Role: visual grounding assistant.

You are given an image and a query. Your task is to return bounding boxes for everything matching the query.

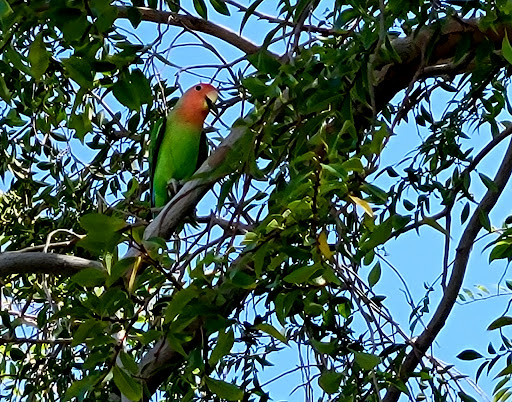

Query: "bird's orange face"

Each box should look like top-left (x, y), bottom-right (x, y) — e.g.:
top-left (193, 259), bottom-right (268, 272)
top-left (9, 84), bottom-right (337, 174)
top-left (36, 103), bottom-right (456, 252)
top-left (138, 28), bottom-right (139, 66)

top-left (175, 83), bottom-right (219, 126)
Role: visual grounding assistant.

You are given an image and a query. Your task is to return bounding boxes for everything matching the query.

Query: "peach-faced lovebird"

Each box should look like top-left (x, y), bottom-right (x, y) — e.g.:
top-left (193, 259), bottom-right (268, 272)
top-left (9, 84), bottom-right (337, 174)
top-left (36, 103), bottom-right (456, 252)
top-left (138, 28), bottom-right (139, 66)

top-left (150, 83), bottom-right (218, 208)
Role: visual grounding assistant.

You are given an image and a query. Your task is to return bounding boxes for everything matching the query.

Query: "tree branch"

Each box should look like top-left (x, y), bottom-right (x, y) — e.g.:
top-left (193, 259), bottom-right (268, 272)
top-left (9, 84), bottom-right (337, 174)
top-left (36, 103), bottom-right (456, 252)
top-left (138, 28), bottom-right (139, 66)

top-left (373, 18), bottom-right (510, 119)
top-left (116, 6), bottom-right (272, 57)
top-left (383, 137), bottom-right (512, 401)
top-left (0, 252), bottom-right (102, 276)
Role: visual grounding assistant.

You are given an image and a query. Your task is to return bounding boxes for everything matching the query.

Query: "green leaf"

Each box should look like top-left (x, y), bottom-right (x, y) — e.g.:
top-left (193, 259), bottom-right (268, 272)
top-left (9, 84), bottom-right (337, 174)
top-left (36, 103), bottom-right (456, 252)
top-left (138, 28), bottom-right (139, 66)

top-left (209, 328), bottom-right (235, 366)
top-left (126, 6), bottom-right (142, 28)
top-left (164, 287), bottom-right (198, 323)
top-left (283, 264), bottom-right (320, 284)
top-left (210, 0), bottom-right (230, 15)
top-left (341, 157), bottom-right (364, 173)
top-left (81, 213), bottom-right (126, 234)
top-left (489, 241), bottom-right (512, 262)
top-left (488, 316), bottom-right (512, 330)
top-left (458, 391), bottom-right (478, 402)
top-left (337, 297), bottom-right (352, 318)
top-left (479, 173), bottom-right (498, 192)
top-left (361, 183), bottom-right (388, 203)
top-left (229, 270), bottom-right (256, 289)
top-left (496, 363), bottom-right (512, 378)
top-left (193, 0), bottom-right (208, 19)
top-left (72, 319), bottom-right (107, 346)
top-left (112, 77), bottom-right (139, 111)
top-left (242, 76), bottom-right (270, 97)
top-left (113, 365), bottom-right (142, 402)
top-left (456, 349), bottom-right (483, 360)
top-left (107, 257), bottom-right (136, 286)
top-left (28, 33), bottom-right (49, 80)
top-left (112, 69), bottom-right (152, 111)
top-left (63, 373), bottom-right (102, 401)
top-left (403, 199), bottom-right (415, 211)
top-left (361, 218), bottom-right (393, 250)
top-left (77, 213), bottom-right (126, 254)
top-left (247, 50), bottom-right (281, 76)
top-left (368, 262), bottom-right (381, 288)
top-left (254, 323), bottom-right (288, 344)
top-left (423, 217), bottom-right (449, 235)
top-left (51, 7), bottom-right (89, 42)
top-left (241, 0), bottom-right (263, 32)
top-left (354, 352), bottom-right (380, 370)
top-left (478, 209), bottom-right (491, 231)
top-left (318, 370), bottom-right (343, 394)
top-left (69, 111), bottom-right (93, 142)
top-left (0, 0), bottom-right (13, 21)
top-left (503, 33), bottom-right (512, 65)
top-left (311, 338), bottom-right (336, 354)
top-left (92, 2), bottom-right (118, 32)
top-left (0, 75), bottom-right (11, 102)
top-left (9, 347), bottom-right (24, 361)
top-left (205, 377), bottom-right (243, 401)
top-left (71, 267), bottom-right (107, 288)
top-left (131, 69), bottom-right (152, 105)
top-left (119, 351), bottom-right (139, 375)
top-left (62, 56), bottom-right (93, 89)
top-left (461, 202), bottom-right (470, 224)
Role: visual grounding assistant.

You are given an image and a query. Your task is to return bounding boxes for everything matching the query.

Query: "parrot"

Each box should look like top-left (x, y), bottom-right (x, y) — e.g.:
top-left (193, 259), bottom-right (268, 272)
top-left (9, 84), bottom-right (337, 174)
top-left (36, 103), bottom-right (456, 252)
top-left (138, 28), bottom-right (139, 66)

top-left (150, 83), bottom-right (218, 208)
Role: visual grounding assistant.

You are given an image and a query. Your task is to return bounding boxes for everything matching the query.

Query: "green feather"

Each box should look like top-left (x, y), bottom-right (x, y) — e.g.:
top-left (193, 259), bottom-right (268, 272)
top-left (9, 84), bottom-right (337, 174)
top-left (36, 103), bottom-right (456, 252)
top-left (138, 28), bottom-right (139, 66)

top-left (149, 112), bottom-right (208, 208)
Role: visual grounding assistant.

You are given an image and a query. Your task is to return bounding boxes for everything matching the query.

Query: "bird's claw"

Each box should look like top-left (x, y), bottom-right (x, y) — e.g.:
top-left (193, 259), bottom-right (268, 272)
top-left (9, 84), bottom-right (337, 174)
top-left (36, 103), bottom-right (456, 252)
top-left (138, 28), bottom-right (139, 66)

top-left (166, 178), bottom-right (181, 199)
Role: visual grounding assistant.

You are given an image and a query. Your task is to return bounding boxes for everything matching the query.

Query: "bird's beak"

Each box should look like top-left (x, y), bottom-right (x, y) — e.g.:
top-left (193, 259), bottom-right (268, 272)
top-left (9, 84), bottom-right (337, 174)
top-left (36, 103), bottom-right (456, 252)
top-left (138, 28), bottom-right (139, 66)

top-left (205, 90), bottom-right (219, 115)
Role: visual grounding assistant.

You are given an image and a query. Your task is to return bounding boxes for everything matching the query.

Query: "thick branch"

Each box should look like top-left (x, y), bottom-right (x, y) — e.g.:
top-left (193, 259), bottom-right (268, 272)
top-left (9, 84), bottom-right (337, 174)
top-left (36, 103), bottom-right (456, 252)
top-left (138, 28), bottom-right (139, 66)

top-left (0, 252), bottom-right (102, 276)
top-left (383, 138), bottom-right (512, 401)
top-left (116, 6), bottom-right (269, 57)
top-left (374, 18), bottom-right (510, 115)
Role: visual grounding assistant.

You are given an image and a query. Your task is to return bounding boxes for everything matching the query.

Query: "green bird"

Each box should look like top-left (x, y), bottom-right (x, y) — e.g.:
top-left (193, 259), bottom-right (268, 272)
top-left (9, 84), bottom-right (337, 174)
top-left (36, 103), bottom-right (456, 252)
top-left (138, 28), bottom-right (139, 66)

top-left (150, 83), bottom-right (218, 208)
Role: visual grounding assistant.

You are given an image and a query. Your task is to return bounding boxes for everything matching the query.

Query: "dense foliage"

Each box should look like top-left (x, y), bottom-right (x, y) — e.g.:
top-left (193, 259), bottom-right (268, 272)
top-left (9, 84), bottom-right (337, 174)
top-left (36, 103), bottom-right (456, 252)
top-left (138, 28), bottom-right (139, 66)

top-left (2, 0), bottom-right (512, 401)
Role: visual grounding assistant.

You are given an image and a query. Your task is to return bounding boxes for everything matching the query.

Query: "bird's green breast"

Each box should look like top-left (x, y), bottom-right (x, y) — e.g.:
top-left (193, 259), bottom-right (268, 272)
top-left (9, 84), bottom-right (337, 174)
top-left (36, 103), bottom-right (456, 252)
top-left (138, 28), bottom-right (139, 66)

top-left (161, 120), bottom-right (202, 179)
top-left (152, 116), bottom-right (203, 207)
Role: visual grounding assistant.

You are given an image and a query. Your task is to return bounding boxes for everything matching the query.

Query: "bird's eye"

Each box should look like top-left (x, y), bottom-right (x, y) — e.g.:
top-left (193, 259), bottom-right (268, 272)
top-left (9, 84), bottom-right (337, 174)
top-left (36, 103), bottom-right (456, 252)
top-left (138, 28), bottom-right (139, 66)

top-left (195, 85), bottom-right (202, 91)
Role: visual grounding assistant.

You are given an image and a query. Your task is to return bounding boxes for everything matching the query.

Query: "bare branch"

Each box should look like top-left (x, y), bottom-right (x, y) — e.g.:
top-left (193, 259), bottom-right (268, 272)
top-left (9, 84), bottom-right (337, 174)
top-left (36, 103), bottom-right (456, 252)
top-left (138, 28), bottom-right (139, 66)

top-left (0, 252), bottom-right (103, 276)
top-left (372, 18), bottom-right (510, 123)
top-left (116, 6), bottom-right (272, 57)
top-left (383, 137), bottom-right (512, 402)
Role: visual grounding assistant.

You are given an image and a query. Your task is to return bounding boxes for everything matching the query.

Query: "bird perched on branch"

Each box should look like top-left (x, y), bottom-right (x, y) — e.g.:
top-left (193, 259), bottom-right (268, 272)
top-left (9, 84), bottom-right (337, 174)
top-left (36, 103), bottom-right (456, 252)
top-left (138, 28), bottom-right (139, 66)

top-left (150, 83), bottom-right (218, 208)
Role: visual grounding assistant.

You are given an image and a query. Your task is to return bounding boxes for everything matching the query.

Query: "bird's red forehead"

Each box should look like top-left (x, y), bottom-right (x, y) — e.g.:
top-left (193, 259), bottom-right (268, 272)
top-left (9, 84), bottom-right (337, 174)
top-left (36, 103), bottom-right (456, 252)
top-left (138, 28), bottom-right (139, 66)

top-left (184, 83), bottom-right (218, 98)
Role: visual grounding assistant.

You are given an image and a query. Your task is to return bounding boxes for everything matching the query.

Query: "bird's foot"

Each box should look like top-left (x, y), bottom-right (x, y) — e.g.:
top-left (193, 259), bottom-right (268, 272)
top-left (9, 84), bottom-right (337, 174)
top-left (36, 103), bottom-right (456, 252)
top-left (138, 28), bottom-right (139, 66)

top-left (166, 179), bottom-right (181, 199)
top-left (151, 206), bottom-right (163, 214)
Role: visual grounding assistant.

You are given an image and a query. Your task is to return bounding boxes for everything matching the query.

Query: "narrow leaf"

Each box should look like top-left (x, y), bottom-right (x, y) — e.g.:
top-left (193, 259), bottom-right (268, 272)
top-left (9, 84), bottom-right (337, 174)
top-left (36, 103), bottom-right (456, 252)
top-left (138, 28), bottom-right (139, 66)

top-left (205, 377), bottom-right (243, 401)
top-left (28, 33), bottom-right (49, 80)
top-left (318, 370), bottom-right (343, 394)
top-left (488, 316), bottom-right (512, 330)
top-left (193, 0), bottom-right (208, 19)
top-left (210, 0), bottom-right (230, 15)
top-left (368, 262), bottom-right (381, 288)
top-left (503, 33), bottom-right (512, 65)
top-left (354, 352), bottom-right (380, 370)
top-left (457, 349), bottom-right (483, 360)
top-left (255, 323), bottom-right (288, 344)
top-left (113, 366), bottom-right (142, 401)
top-left (349, 195), bottom-right (374, 217)
top-left (317, 231), bottom-right (334, 260)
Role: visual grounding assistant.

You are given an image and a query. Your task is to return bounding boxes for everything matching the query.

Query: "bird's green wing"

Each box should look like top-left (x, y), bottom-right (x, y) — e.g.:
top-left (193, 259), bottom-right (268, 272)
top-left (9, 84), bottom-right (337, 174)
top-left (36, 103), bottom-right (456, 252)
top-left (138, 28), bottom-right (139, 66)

top-left (195, 130), bottom-right (208, 171)
top-left (149, 116), bottom-right (165, 206)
